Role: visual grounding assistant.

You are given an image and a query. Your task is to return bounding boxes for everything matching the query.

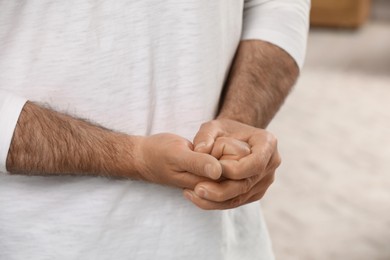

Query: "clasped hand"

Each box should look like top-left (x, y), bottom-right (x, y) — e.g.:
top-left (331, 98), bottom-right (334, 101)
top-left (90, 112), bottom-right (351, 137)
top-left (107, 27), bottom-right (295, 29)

top-left (135, 119), bottom-right (280, 210)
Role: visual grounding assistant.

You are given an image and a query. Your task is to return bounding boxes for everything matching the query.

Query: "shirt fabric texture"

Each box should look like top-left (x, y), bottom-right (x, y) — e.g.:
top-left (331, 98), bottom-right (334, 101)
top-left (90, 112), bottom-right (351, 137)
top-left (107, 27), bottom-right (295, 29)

top-left (0, 1), bottom-right (310, 259)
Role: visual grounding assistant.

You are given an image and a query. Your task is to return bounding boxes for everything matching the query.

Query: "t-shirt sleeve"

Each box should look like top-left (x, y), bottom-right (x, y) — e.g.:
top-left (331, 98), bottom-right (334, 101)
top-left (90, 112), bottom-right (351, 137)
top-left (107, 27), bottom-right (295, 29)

top-left (242, 0), bottom-right (311, 69)
top-left (0, 90), bottom-right (27, 173)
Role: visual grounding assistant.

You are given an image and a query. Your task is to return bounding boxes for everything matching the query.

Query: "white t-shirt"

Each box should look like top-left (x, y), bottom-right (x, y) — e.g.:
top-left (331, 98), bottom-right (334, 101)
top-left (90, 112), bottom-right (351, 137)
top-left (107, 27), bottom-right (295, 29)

top-left (0, 1), bottom-right (310, 259)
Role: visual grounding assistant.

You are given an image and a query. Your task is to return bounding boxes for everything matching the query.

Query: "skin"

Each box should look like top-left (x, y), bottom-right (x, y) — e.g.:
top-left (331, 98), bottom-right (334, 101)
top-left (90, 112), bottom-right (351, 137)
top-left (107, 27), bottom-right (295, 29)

top-left (7, 104), bottom-right (220, 189)
top-left (210, 137), bottom-right (251, 161)
top-left (184, 40), bottom-right (299, 210)
top-left (6, 40), bottom-right (298, 210)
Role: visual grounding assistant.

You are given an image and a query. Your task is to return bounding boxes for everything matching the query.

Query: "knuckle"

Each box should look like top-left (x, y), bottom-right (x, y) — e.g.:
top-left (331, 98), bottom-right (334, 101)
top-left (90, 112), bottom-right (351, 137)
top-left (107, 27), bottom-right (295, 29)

top-left (251, 193), bottom-right (264, 202)
top-left (201, 120), bottom-right (217, 131)
top-left (258, 190), bottom-right (267, 200)
top-left (268, 172), bottom-right (276, 185)
top-left (209, 119), bottom-right (220, 127)
top-left (265, 131), bottom-right (278, 145)
top-left (274, 153), bottom-right (282, 168)
top-left (184, 159), bottom-right (197, 173)
top-left (199, 121), bottom-right (210, 130)
top-left (209, 120), bottom-right (226, 134)
top-left (241, 178), bottom-right (254, 194)
top-left (230, 196), bottom-right (244, 208)
top-left (259, 132), bottom-right (278, 152)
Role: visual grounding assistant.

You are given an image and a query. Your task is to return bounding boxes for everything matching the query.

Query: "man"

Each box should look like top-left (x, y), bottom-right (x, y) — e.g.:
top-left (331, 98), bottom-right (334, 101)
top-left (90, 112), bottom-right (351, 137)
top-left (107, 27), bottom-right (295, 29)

top-left (0, 1), bottom-right (310, 259)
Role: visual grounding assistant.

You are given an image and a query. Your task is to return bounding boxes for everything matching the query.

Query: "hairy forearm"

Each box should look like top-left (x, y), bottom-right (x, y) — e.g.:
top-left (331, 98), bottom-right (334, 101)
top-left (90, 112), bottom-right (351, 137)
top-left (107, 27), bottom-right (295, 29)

top-left (6, 102), bottom-right (140, 178)
top-left (218, 40), bottom-right (299, 128)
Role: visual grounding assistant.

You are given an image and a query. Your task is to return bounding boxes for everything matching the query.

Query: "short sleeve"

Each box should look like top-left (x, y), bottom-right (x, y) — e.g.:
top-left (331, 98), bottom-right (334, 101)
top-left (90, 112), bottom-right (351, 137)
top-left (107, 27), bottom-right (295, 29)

top-left (0, 90), bottom-right (27, 173)
top-left (242, 0), bottom-right (311, 69)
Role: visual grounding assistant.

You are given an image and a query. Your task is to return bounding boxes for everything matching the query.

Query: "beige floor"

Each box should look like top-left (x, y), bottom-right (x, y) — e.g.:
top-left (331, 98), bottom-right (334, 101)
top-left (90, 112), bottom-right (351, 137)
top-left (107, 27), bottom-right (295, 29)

top-left (262, 22), bottom-right (390, 260)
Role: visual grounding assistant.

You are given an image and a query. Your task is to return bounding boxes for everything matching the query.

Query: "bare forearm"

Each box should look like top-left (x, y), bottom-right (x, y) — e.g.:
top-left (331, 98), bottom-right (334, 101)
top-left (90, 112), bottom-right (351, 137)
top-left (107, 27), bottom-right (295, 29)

top-left (218, 40), bottom-right (299, 128)
top-left (6, 102), bottom-right (140, 178)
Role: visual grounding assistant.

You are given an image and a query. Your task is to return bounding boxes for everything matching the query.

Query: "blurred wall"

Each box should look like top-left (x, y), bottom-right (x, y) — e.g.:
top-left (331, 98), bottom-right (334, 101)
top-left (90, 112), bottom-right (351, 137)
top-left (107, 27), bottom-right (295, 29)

top-left (372, 0), bottom-right (390, 21)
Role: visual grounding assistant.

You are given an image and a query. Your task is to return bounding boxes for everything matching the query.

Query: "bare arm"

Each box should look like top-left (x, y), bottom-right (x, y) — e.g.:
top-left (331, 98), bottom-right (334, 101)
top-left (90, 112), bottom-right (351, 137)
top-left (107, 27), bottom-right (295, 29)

top-left (6, 101), bottom-right (140, 177)
top-left (186, 40), bottom-right (299, 209)
top-left (6, 101), bottom-right (221, 189)
top-left (218, 40), bottom-right (298, 128)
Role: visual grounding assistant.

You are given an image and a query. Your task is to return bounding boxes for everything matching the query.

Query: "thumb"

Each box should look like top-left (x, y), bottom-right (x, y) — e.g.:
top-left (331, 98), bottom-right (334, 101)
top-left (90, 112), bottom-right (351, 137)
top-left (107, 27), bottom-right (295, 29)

top-left (193, 121), bottom-right (221, 154)
top-left (211, 137), bottom-right (251, 160)
top-left (177, 150), bottom-right (222, 180)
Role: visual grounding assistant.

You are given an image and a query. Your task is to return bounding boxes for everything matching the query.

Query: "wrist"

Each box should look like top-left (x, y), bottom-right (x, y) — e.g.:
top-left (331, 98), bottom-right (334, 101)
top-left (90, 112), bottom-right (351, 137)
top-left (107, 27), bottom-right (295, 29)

top-left (105, 133), bottom-right (145, 179)
top-left (216, 113), bottom-right (255, 128)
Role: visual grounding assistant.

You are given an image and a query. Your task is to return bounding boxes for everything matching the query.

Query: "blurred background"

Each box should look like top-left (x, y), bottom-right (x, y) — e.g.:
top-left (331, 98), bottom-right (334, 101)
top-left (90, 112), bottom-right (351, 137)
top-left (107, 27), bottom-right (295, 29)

top-left (262, 0), bottom-right (390, 259)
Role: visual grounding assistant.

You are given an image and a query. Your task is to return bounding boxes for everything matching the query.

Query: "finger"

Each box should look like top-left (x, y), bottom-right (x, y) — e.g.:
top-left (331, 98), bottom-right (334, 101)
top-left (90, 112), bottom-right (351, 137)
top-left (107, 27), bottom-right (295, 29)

top-left (183, 189), bottom-right (245, 210)
top-left (193, 121), bottom-right (223, 154)
top-left (183, 173), bottom-right (275, 210)
top-left (219, 136), bottom-right (278, 180)
top-left (183, 190), bottom-right (228, 210)
top-left (267, 147), bottom-right (282, 170)
top-left (170, 172), bottom-right (211, 190)
top-left (228, 174), bottom-right (275, 205)
top-left (176, 150), bottom-right (222, 180)
top-left (211, 137), bottom-right (251, 160)
top-left (194, 169), bottom-right (275, 202)
top-left (193, 176), bottom-right (258, 202)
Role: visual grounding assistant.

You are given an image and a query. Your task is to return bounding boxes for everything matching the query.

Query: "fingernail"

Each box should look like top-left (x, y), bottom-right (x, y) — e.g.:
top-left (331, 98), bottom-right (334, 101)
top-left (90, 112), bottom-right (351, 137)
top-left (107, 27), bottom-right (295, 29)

top-left (195, 142), bottom-right (206, 152)
top-left (204, 163), bottom-right (221, 179)
top-left (195, 186), bottom-right (207, 199)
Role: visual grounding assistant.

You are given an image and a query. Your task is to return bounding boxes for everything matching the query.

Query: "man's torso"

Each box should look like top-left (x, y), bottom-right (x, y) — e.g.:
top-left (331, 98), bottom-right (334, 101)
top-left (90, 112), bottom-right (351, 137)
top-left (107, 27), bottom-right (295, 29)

top-left (0, 1), bottom-right (273, 259)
